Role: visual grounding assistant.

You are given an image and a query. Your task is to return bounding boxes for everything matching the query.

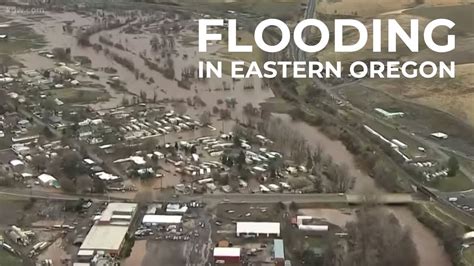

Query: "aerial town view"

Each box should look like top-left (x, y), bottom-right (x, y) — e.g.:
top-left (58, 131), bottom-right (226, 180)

top-left (0, 0), bottom-right (473, 265)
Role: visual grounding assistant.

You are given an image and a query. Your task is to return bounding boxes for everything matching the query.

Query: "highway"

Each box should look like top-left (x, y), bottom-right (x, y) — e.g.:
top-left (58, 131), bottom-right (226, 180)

top-left (0, 187), bottom-right (416, 205)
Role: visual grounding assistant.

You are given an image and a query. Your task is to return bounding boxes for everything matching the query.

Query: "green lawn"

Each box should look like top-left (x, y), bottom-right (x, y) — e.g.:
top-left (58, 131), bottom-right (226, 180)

top-left (50, 88), bottom-right (111, 104)
top-left (0, 21), bottom-right (45, 55)
top-left (0, 250), bottom-right (22, 266)
top-left (436, 173), bottom-right (474, 192)
top-left (463, 246), bottom-right (474, 266)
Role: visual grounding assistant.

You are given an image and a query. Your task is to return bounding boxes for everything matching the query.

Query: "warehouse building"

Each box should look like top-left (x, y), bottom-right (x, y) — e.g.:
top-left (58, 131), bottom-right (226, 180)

top-left (142, 215), bottom-right (182, 226)
top-left (79, 203), bottom-right (137, 256)
top-left (236, 222), bottom-right (280, 237)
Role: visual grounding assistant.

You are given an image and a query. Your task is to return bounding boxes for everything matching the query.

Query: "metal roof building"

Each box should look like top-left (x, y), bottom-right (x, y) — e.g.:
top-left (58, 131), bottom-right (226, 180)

top-left (274, 239), bottom-right (285, 261)
top-left (236, 222), bottom-right (280, 237)
top-left (142, 215), bottom-right (182, 225)
top-left (79, 203), bottom-right (137, 256)
top-left (79, 225), bottom-right (129, 254)
top-left (99, 203), bottom-right (137, 224)
top-left (213, 247), bottom-right (241, 264)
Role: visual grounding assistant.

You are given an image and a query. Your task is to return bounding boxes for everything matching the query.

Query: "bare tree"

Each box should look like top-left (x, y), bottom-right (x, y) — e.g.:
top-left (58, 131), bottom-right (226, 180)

top-left (344, 207), bottom-right (419, 266)
top-left (199, 111), bottom-right (211, 126)
top-left (76, 175), bottom-right (93, 193)
top-left (327, 163), bottom-right (354, 193)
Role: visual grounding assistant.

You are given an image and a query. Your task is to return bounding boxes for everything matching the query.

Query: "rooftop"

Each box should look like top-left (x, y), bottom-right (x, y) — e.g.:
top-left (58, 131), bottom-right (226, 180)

top-left (236, 222), bottom-right (280, 236)
top-left (142, 215), bottom-right (182, 224)
top-left (99, 203), bottom-right (137, 224)
top-left (274, 239), bottom-right (284, 259)
top-left (79, 225), bottom-right (128, 252)
top-left (213, 247), bottom-right (241, 257)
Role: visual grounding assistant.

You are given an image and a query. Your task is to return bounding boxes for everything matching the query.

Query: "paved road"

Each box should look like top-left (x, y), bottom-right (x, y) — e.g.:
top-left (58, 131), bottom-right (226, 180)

top-left (0, 187), bottom-right (415, 204)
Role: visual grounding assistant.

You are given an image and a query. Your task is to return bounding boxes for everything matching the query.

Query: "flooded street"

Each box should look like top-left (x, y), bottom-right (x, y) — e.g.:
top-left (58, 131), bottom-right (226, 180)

top-left (37, 238), bottom-right (69, 266)
top-left (123, 240), bottom-right (146, 266)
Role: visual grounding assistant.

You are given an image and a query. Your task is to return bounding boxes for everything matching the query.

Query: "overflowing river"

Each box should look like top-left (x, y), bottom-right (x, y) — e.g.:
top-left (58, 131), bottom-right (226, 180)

top-left (3, 8), bottom-right (451, 265)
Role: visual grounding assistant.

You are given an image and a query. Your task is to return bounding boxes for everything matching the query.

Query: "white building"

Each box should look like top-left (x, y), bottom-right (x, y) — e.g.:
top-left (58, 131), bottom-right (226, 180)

top-left (431, 132), bottom-right (448, 140)
top-left (236, 222), bottom-right (280, 237)
top-left (79, 203), bottom-right (137, 256)
top-left (374, 108), bottom-right (404, 119)
top-left (142, 215), bottom-right (182, 225)
top-left (37, 174), bottom-right (57, 187)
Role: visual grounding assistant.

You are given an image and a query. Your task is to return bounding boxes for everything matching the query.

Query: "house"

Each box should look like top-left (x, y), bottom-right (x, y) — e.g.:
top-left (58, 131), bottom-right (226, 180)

top-left (37, 174), bottom-right (59, 187)
top-left (9, 159), bottom-right (24, 171)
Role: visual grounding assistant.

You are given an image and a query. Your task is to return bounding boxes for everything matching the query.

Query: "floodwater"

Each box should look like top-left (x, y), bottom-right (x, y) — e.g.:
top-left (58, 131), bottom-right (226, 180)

top-left (273, 113), bottom-right (379, 193)
top-left (300, 207), bottom-right (451, 266)
top-left (37, 238), bottom-right (69, 266)
top-left (3, 8), bottom-right (452, 266)
top-left (10, 10), bottom-right (273, 111)
top-left (389, 207), bottom-right (452, 266)
top-left (123, 240), bottom-right (146, 266)
top-left (7, 9), bottom-right (380, 193)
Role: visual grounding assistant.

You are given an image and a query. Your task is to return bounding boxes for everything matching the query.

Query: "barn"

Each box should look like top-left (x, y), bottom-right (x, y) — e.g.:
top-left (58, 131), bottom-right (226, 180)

top-left (213, 247), bottom-right (240, 264)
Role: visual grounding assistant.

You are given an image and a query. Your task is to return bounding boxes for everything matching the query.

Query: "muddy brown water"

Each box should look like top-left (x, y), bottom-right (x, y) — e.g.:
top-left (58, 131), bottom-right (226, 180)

top-left (11, 11), bottom-right (272, 111)
top-left (273, 113), bottom-right (379, 193)
top-left (123, 240), bottom-right (146, 266)
top-left (4, 10), bottom-right (451, 264)
top-left (389, 207), bottom-right (452, 266)
top-left (301, 207), bottom-right (452, 266)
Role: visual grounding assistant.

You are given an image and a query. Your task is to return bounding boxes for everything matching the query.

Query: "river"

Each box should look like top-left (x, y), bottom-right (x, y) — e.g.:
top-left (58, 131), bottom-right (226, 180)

top-left (4, 8), bottom-right (451, 265)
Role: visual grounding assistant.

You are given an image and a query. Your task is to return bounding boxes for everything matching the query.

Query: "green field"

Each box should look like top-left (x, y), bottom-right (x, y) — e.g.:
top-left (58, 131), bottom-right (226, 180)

top-left (436, 173), bottom-right (473, 192)
top-left (463, 246), bottom-right (474, 266)
top-left (0, 250), bottom-right (22, 266)
top-left (50, 88), bottom-right (111, 104)
top-left (0, 20), bottom-right (46, 55)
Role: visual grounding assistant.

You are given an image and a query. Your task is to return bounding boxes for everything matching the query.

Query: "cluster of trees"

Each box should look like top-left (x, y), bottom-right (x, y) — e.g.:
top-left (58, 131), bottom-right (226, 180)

top-left (343, 206), bottom-right (419, 266)
top-left (52, 47), bottom-right (71, 62)
top-left (410, 203), bottom-right (464, 264)
top-left (289, 106), bottom-right (410, 193)
top-left (30, 149), bottom-right (106, 194)
top-left (233, 116), bottom-right (355, 193)
top-left (104, 48), bottom-right (135, 72)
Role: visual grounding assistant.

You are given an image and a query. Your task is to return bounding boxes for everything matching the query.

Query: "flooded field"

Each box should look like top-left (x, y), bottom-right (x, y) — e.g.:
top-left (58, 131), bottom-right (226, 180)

top-left (5, 10), bottom-right (272, 111)
top-left (37, 238), bottom-right (69, 266)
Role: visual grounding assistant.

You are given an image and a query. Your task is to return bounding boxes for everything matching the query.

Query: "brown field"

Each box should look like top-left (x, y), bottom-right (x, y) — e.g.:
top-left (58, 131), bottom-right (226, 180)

top-left (180, 0), bottom-right (305, 20)
top-left (339, 84), bottom-right (474, 157)
top-left (362, 63), bottom-right (474, 127)
top-left (315, 0), bottom-right (474, 17)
